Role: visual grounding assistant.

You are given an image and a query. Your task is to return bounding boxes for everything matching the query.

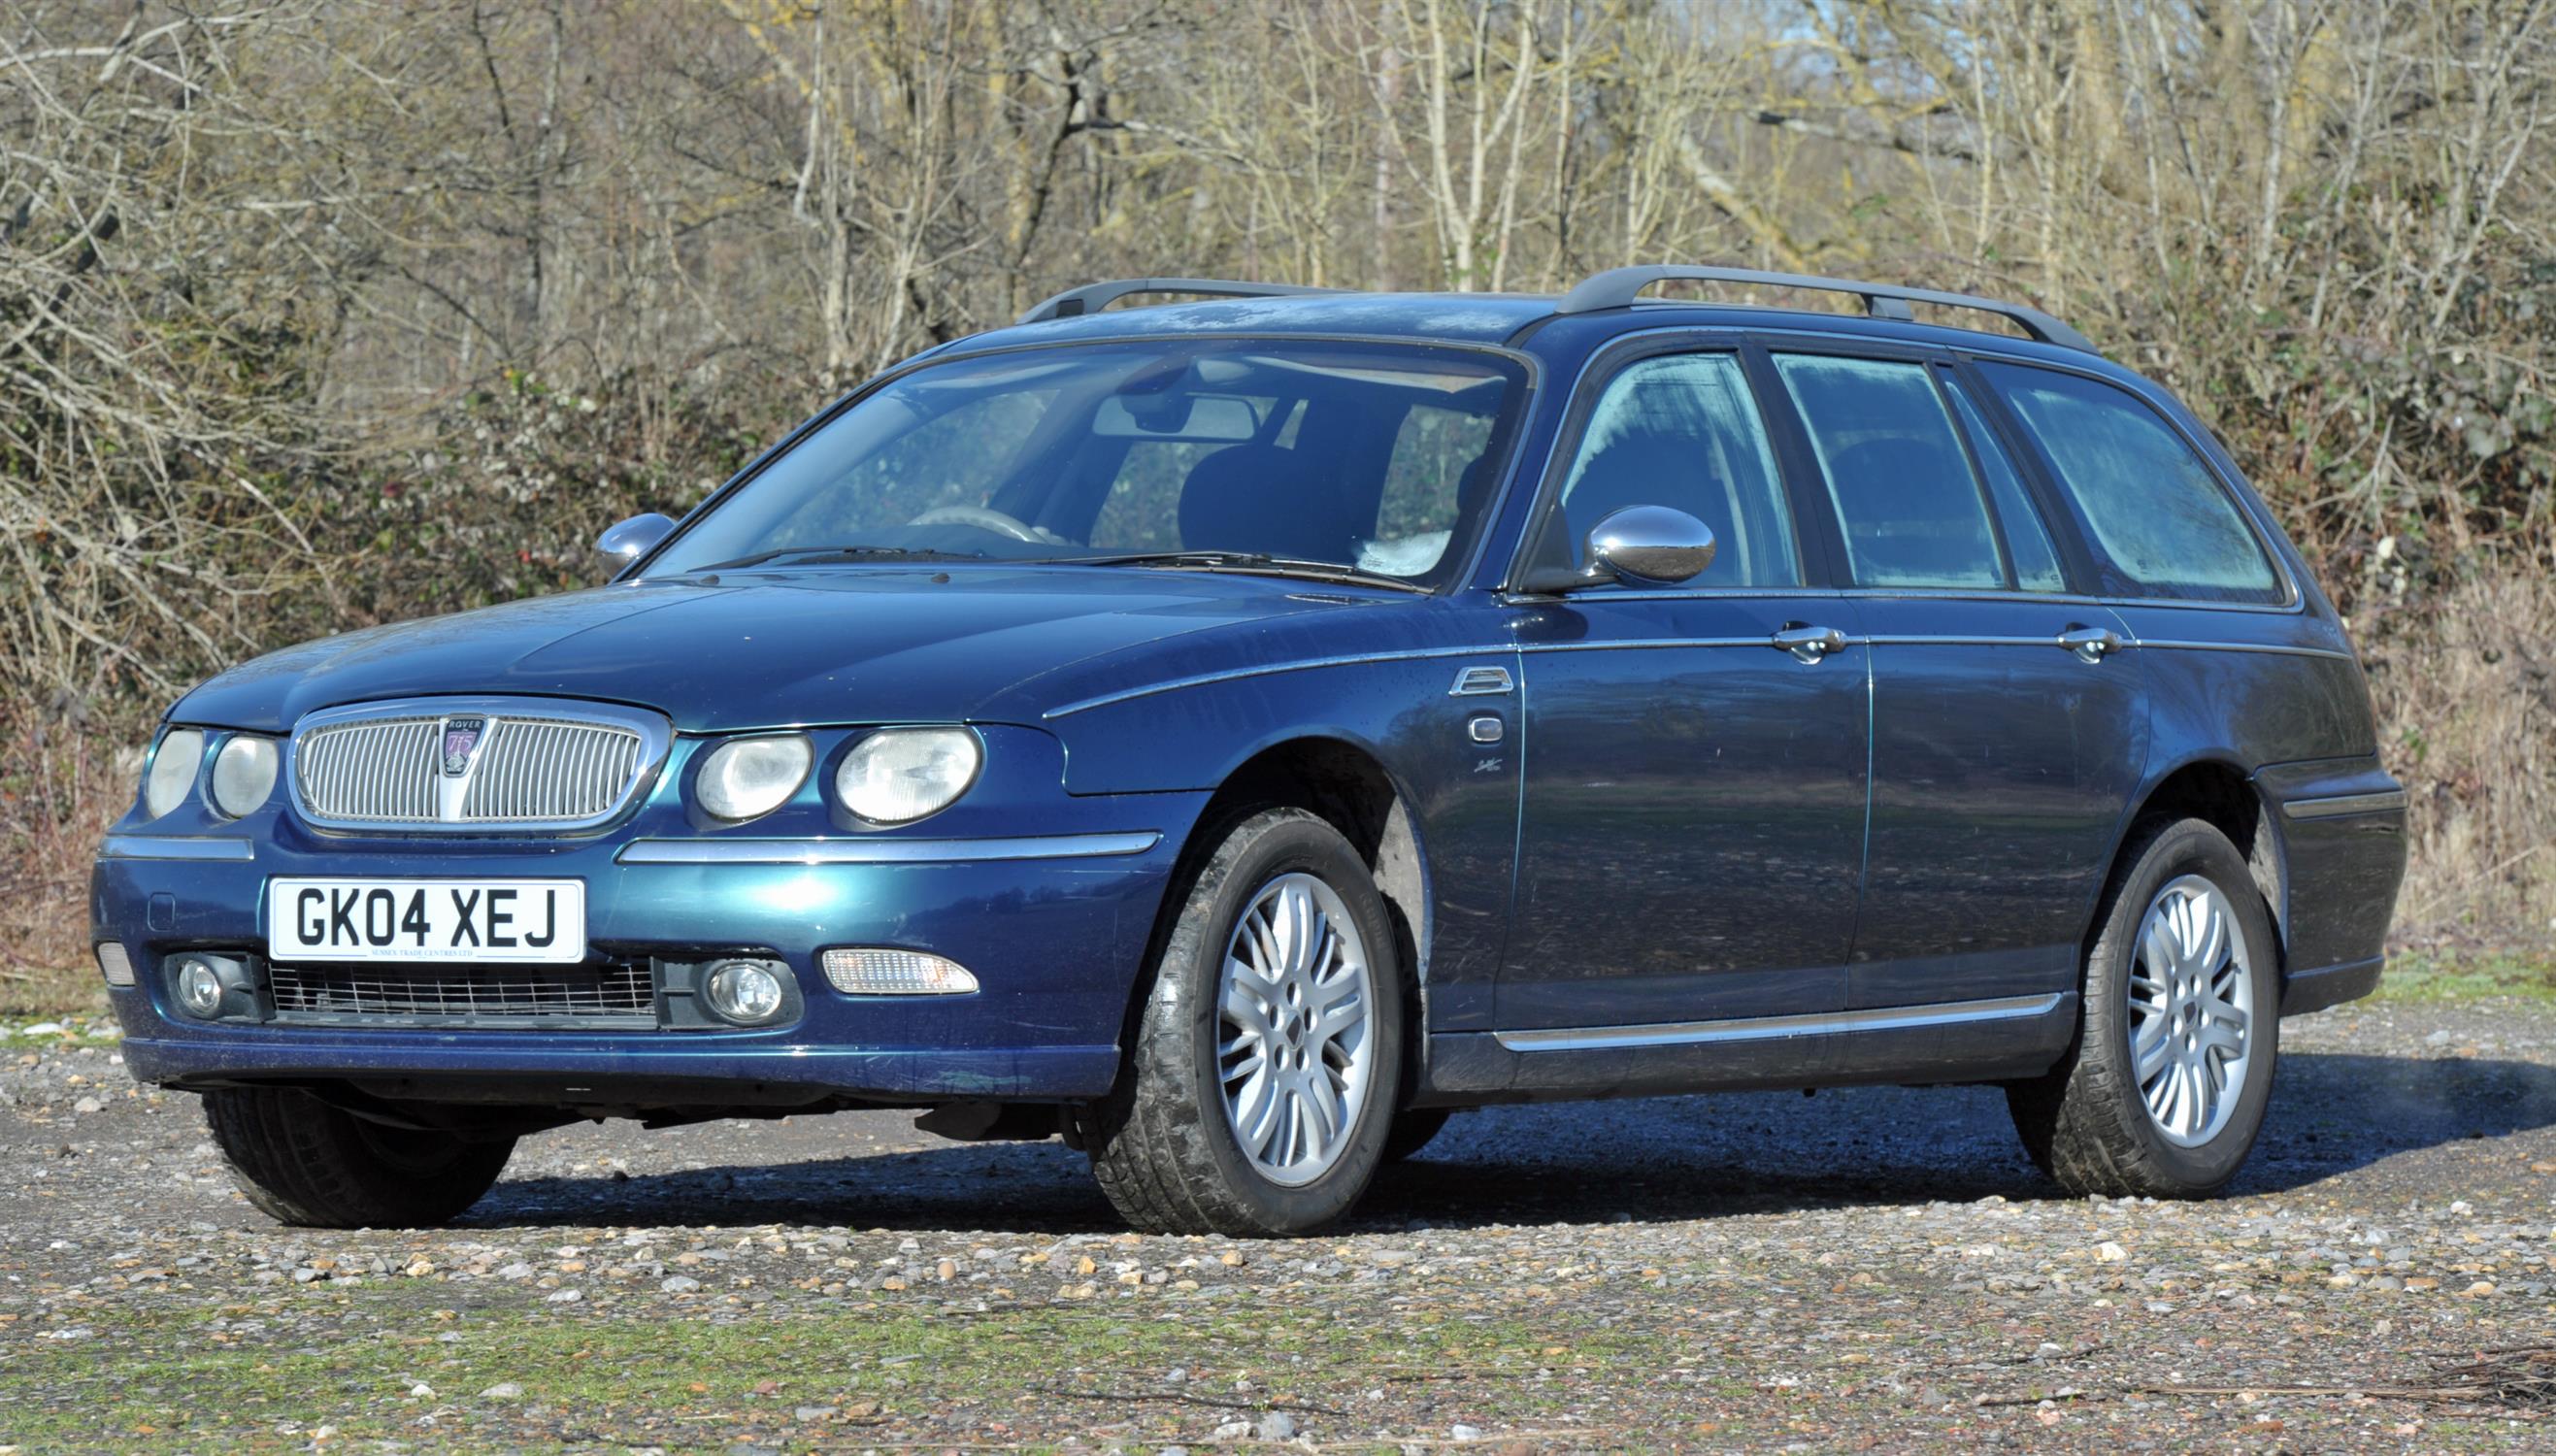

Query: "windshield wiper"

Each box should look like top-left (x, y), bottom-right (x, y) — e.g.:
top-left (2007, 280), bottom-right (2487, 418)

top-left (688, 545), bottom-right (984, 573)
top-left (1073, 550), bottom-right (1427, 593)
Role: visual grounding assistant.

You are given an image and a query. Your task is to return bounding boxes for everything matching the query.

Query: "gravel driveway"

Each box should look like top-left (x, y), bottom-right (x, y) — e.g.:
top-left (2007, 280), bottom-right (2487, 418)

top-left (3, 997), bottom-right (2553, 1451)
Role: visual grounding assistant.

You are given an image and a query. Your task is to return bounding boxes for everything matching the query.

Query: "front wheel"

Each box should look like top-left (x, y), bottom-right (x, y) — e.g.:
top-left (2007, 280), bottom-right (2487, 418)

top-left (2008, 817), bottom-right (2279, 1198)
top-left (1089, 807), bottom-right (1404, 1236)
top-left (206, 1087), bottom-right (515, 1228)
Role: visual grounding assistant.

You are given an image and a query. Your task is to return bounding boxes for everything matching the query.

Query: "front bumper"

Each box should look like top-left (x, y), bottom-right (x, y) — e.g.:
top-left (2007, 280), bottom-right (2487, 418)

top-left (93, 796), bottom-right (1208, 1107)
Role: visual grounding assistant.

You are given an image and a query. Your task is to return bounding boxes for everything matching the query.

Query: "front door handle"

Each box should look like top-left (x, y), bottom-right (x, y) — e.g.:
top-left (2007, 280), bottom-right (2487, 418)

top-left (1772, 623), bottom-right (1848, 663)
top-left (2058, 625), bottom-right (2125, 662)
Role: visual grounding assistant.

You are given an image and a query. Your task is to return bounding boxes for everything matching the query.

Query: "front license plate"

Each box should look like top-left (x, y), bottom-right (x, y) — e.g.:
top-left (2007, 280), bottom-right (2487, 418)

top-left (269, 879), bottom-right (586, 964)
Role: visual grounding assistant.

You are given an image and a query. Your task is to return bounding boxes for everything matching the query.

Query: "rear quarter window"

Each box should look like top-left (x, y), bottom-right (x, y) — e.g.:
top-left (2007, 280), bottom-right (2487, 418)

top-left (1773, 353), bottom-right (2007, 590)
top-left (1979, 362), bottom-right (2283, 604)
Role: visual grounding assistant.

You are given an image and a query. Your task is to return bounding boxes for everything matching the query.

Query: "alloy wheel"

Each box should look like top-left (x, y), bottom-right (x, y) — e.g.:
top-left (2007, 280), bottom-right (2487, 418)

top-left (2128, 874), bottom-right (2255, 1146)
top-left (1215, 872), bottom-right (1378, 1186)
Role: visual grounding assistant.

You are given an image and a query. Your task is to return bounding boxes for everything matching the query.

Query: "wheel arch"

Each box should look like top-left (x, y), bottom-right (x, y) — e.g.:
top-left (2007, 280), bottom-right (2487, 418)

top-left (2105, 756), bottom-right (2288, 972)
top-left (1109, 733), bottom-right (1433, 1108)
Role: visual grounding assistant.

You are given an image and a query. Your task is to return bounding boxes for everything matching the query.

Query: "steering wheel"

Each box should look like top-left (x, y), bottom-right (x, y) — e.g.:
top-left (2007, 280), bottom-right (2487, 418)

top-left (909, 505), bottom-right (1041, 542)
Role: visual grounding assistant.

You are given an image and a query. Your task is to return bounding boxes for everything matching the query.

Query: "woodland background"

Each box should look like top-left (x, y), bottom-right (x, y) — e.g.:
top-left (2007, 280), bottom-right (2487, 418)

top-left (1, 0), bottom-right (2548, 1001)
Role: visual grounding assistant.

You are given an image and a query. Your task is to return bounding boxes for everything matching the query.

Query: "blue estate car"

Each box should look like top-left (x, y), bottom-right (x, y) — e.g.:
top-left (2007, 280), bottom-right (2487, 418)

top-left (94, 267), bottom-right (2408, 1235)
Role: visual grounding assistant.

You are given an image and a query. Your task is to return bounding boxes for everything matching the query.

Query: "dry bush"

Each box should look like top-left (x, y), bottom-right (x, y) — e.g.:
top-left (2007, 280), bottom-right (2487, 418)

top-left (0, 711), bottom-right (125, 1008)
top-left (2366, 567), bottom-right (2556, 950)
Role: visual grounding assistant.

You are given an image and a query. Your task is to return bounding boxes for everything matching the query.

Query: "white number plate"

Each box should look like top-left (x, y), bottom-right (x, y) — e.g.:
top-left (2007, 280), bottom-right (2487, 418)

top-left (269, 879), bottom-right (586, 964)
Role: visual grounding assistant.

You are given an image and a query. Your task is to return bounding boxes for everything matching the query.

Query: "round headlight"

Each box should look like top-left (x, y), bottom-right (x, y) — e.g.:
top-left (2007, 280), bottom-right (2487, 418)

top-left (209, 735), bottom-right (280, 818)
top-left (834, 727), bottom-right (981, 825)
top-left (145, 729), bottom-right (206, 818)
top-left (694, 734), bottom-right (813, 821)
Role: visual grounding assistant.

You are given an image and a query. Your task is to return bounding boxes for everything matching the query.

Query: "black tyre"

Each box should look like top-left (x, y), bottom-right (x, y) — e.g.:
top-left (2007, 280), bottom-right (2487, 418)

top-left (206, 1087), bottom-right (515, 1228)
top-left (1381, 1108), bottom-right (1453, 1164)
top-left (2008, 817), bottom-right (2280, 1198)
top-left (1089, 807), bottom-right (1404, 1237)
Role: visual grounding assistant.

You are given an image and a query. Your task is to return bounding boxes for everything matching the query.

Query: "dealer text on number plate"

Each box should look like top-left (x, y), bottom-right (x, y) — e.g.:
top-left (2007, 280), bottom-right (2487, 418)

top-left (270, 879), bottom-right (586, 963)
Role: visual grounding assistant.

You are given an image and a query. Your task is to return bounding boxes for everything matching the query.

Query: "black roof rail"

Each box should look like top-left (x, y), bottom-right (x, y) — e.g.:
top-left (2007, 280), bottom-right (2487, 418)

top-left (1553, 264), bottom-right (2097, 354)
top-left (1014, 278), bottom-right (1346, 326)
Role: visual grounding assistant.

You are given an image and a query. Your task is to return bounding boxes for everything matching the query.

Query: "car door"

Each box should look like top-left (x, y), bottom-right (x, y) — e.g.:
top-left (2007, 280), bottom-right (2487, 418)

top-left (1757, 345), bottom-right (2147, 1010)
top-left (1494, 344), bottom-right (1870, 1033)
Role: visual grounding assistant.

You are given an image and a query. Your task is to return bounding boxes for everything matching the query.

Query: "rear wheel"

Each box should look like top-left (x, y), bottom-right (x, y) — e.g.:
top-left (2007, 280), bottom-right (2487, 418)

top-left (1089, 807), bottom-right (1403, 1236)
top-left (206, 1087), bottom-right (515, 1228)
top-left (2008, 817), bottom-right (2279, 1198)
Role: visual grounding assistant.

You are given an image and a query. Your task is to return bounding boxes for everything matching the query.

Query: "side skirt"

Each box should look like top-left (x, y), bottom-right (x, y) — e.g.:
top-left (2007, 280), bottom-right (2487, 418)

top-left (1413, 992), bottom-right (2079, 1107)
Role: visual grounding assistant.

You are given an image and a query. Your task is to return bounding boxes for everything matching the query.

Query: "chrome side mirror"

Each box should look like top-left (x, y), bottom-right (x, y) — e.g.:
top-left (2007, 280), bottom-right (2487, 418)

top-left (1584, 505), bottom-right (1716, 586)
top-left (595, 513), bottom-right (675, 565)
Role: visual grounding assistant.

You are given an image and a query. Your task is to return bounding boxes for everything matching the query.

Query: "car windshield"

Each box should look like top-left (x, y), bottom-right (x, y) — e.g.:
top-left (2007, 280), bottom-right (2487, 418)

top-left (644, 340), bottom-right (1529, 588)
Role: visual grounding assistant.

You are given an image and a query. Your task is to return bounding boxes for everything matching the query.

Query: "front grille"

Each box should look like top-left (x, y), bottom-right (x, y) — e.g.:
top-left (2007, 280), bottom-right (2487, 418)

top-left (293, 716), bottom-right (442, 822)
top-left (291, 699), bottom-right (660, 831)
top-left (268, 962), bottom-right (656, 1028)
top-left (455, 718), bottom-right (644, 822)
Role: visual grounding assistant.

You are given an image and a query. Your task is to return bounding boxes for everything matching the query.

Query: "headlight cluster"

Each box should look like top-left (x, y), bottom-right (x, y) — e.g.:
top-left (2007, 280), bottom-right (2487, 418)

top-left (836, 727), bottom-right (981, 825)
top-left (695, 735), bottom-right (813, 821)
top-left (143, 728), bottom-right (280, 820)
top-left (693, 726), bottom-right (980, 826)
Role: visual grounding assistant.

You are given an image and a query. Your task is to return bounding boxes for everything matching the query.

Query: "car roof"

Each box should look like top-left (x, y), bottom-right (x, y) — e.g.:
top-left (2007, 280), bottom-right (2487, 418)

top-left (976, 290), bottom-right (1558, 347)
top-left (939, 270), bottom-right (2108, 373)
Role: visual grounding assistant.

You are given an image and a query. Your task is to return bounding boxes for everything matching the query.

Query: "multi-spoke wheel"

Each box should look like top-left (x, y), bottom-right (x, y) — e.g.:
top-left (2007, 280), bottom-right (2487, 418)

top-left (1215, 873), bottom-right (1378, 1186)
top-left (1088, 807), bottom-right (1405, 1236)
top-left (2127, 876), bottom-right (2255, 1145)
top-left (2008, 817), bottom-right (2280, 1199)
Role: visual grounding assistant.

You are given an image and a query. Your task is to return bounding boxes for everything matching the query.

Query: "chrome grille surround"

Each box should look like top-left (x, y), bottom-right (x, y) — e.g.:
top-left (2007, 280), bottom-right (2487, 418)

top-left (290, 696), bottom-right (671, 833)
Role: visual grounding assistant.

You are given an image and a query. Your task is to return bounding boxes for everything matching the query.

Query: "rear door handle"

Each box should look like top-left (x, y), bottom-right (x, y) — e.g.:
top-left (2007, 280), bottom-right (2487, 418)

top-left (2058, 625), bottom-right (2125, 662)
top-left (1772, 624), bottom-right (1848, 663)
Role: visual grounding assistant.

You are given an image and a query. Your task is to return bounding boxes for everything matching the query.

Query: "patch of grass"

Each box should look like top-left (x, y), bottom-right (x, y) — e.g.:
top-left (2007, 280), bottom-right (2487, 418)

top-left (0, 1012), bottom-right (118, 1044)
top-left (0, 1293), bottom-right (1667, 1451)
top-left (2372, 949), bottom-right (2556, 1003)
top-left (0, 967), bottom-right (100, 1022)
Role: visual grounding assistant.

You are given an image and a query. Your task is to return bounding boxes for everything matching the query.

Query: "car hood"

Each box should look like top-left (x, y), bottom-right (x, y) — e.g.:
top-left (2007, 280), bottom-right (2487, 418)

top-left (171, 566), bottom-right (1394, 734)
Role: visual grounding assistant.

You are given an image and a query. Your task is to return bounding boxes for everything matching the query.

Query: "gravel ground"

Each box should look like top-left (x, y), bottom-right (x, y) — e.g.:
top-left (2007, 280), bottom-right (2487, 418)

top-left (3, 998), bottom-right (2553, 1452)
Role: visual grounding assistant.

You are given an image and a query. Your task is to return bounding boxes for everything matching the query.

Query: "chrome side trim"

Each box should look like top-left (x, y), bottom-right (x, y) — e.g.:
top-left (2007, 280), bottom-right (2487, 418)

top-left (1045, 647), bottom-right (1510, 718)
top-left (1044, 630), bottom-right (2353, 719)
top-left (2282, 789), bottom-right (2407, 821)
top-left (1862, 633), bottom-right (2072, 648)
top-left (99, 834), bottom-right (256, 863)
top-left (1448, 664), bottom-right (1514, 696)
top-left (1493, 992), bottom-right (2068, 1053)
top-left (2133, 638), bottom-right (2355, 662)
top-left (1519, 636), bottom-right (1779, 653)
top-left (618, 831), bottom-right (1162, 865)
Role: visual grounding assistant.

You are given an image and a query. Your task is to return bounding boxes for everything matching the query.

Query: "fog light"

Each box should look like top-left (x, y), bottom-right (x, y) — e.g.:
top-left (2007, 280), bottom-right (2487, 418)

top-left (702, 959), bottom-right (787, 1024)
top-left (821, 947), bottom-right (979, 997)
top-left (173, 957), bottom-right (225, 1018)
top-left (95, 942), bottom-right (136, 988)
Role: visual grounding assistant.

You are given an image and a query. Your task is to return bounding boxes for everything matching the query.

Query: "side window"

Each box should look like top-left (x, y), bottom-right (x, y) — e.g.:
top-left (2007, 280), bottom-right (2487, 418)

top-left (1773, 354), bottom-right (2005, 589)
top-left (1980, 362), bottom-right (2281, 603)
top-left (1941, 374), bottom-right (2067, 592)
top-left (1553, 352), bottom-right (1799, 586)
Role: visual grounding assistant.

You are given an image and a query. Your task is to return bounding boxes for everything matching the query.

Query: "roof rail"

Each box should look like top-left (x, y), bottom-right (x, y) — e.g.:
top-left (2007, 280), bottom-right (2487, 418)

top-left (1015, 278), bottom-right (1346, 326)
top-left (1553, 264), bottom-right (2097, 354)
